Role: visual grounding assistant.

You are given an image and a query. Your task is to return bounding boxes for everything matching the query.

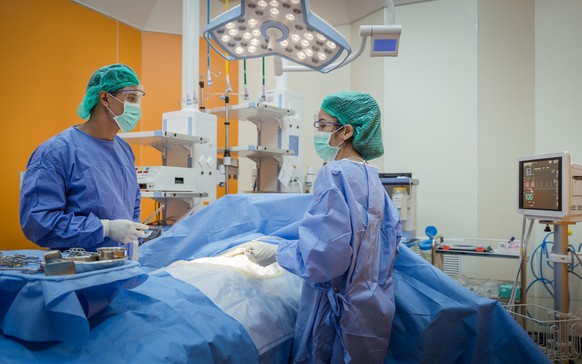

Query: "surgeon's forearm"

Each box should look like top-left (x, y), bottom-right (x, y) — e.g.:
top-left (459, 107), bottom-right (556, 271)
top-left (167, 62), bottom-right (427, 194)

top-left (23, 211), bottom-right (105, 249)
top-left (276, 239), bottom-right (311, 279)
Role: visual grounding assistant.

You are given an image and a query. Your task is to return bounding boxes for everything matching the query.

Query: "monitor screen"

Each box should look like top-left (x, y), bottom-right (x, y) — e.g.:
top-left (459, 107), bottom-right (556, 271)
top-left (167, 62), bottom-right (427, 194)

top-left (373, 39), bottom-right (398, 52)
top-left (519, 156), bottom-right (562, 212)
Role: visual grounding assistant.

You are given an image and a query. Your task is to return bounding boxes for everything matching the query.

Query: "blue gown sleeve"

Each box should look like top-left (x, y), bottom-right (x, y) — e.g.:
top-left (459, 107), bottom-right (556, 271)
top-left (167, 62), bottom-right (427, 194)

top-left (19, 159), bottom-right (104, 249)
top-left (130, 158), bottom-right (141, 223)
top-left (132, 191), bottom-right (141, 223)
top-left (277, 169), bottom-right (353, 284)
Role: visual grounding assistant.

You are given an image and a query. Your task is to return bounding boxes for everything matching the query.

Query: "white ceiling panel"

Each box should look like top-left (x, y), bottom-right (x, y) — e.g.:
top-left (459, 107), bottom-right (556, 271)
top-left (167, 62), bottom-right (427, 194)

top-left (72, 0), bottom-right (159, 30)
top-left (72, 0), bottom-right (432, 35)
top-left (143, 0), bottom-right (183, 34)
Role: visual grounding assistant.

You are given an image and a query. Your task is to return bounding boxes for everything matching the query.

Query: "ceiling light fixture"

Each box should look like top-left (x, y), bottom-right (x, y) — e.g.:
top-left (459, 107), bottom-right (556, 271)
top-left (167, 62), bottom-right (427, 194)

top-left (203, 0), bottom-right (351, 73)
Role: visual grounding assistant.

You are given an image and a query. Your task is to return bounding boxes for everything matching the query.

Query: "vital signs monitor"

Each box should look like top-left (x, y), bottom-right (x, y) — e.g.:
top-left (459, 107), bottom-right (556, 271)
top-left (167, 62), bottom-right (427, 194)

top-left (518, 151), bottom-right (582, 221)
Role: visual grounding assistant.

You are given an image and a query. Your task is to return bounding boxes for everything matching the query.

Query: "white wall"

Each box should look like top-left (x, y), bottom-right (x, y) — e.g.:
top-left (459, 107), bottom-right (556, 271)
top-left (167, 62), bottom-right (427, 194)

top-left (477, 0), bottom-right (534, 240)
top-left (385, 0), bottom-right (479, 238)
top-left (461, 0), bottom-right (535, 283)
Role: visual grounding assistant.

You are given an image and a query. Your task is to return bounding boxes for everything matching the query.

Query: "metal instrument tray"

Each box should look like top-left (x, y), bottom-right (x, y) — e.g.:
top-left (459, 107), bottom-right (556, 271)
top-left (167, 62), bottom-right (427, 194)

top-left (72, 257), bottom-right (128, 274)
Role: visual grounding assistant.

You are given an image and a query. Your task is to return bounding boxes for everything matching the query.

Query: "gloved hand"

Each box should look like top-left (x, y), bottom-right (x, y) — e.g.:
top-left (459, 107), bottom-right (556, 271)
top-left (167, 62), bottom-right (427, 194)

top-left (244, 241), bottom-right (278, 266)
top-left (101, 219), bottom-right (148, 244)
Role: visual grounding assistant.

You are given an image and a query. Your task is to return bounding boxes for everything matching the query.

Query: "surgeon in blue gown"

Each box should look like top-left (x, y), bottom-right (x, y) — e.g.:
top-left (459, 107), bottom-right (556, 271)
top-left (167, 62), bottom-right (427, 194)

top-left (245, 92), bottom-right (402, 363)
top-left (20, 64), bottom-right (148, 251)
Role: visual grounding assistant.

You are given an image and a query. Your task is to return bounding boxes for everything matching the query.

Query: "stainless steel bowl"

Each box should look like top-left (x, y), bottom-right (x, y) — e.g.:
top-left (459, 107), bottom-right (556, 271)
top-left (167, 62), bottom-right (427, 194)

top-left (65, 254), bottom-right (99, 262)
top-left (97, 247), bottom-right (127, 260)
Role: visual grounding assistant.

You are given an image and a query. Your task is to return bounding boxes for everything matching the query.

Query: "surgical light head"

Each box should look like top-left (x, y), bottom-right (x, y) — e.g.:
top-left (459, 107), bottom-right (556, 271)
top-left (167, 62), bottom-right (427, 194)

top-left (203, 0), bottom-right (351, 73)
top-left (78, 64), bottom-right (140, 120)
top-left (321, 91), bottom-right (383, 160)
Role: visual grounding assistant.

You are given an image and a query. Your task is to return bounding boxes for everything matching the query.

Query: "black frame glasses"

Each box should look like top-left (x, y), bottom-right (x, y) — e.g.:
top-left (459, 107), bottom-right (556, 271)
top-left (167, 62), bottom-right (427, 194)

top-left (313, 119), bottom-right (342, 130)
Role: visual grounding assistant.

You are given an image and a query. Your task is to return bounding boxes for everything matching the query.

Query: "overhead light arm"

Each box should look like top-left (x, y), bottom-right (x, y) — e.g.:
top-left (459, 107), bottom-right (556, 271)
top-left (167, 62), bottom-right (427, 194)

top-left (386, 0), bottom-right (396, 25)
top-left (182, 0), bottom-right (199, 108)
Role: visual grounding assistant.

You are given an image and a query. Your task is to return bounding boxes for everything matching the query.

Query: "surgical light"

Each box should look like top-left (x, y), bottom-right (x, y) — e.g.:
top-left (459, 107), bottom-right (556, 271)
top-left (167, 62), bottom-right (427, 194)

top-left (203, 0), bottom-right (351, 73)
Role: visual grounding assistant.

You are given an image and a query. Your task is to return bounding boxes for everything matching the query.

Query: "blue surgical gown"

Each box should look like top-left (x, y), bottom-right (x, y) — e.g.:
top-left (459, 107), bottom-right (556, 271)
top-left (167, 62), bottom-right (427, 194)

top-left (276, 160), bottom-right (402, 364)
top-left (19, 126), bottom-right (141, 250)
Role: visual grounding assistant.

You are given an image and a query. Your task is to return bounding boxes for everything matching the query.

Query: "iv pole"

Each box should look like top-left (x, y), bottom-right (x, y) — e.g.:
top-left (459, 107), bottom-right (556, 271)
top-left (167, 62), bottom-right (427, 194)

top-left (553, 222), bottom-right (571, 315)
top-left (552, 221), bottom-right (573, 364)
top-left (223, 92), bottom-right (231, 194)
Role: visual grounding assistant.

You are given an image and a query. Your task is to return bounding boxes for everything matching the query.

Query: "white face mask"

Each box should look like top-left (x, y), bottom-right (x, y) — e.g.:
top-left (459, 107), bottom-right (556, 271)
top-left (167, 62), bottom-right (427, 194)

top-left (106, 93), bottom-right (142, 133)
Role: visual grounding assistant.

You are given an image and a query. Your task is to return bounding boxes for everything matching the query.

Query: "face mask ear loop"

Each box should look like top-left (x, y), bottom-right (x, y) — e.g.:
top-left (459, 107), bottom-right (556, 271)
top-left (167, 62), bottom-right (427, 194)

top-left (105, 93), bottom-right (124, 118)
top-left (331, 125), bottom-right (346, 149)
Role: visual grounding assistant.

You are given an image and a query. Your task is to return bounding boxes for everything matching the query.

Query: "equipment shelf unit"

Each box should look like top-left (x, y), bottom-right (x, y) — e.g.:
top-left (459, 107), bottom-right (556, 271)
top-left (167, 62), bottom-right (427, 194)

top-left (206, 101), bottom-right (295, 192)
top-left (120, 130), bottom-right (209, 225)
top-left (430, 238), bottom-right (526, 305)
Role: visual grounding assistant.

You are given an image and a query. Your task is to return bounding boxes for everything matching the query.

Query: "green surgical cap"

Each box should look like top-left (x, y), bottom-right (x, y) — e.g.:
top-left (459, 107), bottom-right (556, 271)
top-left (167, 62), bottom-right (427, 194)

top-left (77, 64), bottom-right (140, 120)
top-left (321, 91), bottom-right (384, 160)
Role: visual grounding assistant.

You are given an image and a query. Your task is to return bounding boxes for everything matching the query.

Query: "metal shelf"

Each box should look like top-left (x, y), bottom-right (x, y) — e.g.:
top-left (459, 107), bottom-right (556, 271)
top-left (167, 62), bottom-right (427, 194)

top-left (119, 130), bottom-right (207, 148)
top-left (205, 102), bottom-right (293, 126)
top-left (431, 238), bottom-right (526, 305)
top-left (141, 191), bottom-right (208, 198)
top-left (379, 177), bottom-right (419, 186)
top-left (229, 145), bottom-right (293, 162)
top-left (435, 248), bottom-right (519, 259)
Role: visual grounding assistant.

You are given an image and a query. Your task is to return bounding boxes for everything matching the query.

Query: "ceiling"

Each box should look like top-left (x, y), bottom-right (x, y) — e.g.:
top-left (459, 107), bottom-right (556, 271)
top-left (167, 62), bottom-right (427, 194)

top-left (72, 0), bottom-right (431, 35)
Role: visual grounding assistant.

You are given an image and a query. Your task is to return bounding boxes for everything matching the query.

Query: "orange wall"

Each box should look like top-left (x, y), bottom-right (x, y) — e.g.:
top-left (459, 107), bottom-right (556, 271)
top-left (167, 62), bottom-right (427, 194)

top-left (0, 0), bottom-right (237, 250)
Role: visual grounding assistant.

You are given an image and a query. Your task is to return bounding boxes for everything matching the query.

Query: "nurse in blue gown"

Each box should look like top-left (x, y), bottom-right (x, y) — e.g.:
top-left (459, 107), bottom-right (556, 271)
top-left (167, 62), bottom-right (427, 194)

top-left (19, 64), bottom-right (148, 251)
top-left (245, 91), bottom-right (402, 363)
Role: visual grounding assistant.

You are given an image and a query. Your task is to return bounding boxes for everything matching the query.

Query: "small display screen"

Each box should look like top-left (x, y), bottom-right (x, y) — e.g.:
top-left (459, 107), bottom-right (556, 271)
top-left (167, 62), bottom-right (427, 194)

top-left (519, 157), bottom-right (562, 211)
top-left (373, 39), bottom-right (398, 52)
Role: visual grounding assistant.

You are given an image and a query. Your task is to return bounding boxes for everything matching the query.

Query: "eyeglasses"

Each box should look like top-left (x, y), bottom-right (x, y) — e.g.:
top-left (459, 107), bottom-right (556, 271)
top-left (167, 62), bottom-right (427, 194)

top-left (313, 119), bottom-right (342, 130)
top-left (112, 85), bottom-right (146, 104)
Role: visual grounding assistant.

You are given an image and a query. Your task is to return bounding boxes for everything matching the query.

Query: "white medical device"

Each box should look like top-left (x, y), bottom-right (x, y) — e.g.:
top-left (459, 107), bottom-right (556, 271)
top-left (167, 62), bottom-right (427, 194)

top-left (361, 25), bottom-right (401, 57)
top-left (136, 166), bottom-right (198, 192)
top-left (380, 173), bottom-right (418, 242)
top-left (517, 151), bottom-right (582, 221)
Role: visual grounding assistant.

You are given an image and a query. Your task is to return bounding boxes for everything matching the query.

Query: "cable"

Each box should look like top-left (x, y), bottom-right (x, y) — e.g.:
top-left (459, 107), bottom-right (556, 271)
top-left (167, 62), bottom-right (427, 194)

top-left (527, 232), bottom-right (555, 298)
top-left (261, 57), bottom-right (266, 101)
top-left (569, 270), bottom-right (582, 281)
top-left (224, 0), bottom-right (232, 93)
top-left (243, 59), bottom-right (249, 100)
top-left (569, 246), bottom-right (582, 271)
top-left (291, 177), bottom-right (303, 193)
top-left (521, 230), bottom-right (582, 306)
top-left (206, 0), bottom-right (212, 86)
top-left (568, 244), bottom-right (580, 270)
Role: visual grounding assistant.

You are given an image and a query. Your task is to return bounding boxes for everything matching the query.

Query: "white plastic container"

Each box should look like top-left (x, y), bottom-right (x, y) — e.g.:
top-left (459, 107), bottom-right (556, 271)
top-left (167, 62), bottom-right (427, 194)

top-left (392, 187), bottom-right (409, 221)
top-left (418, 239), bottom-right (433, 264)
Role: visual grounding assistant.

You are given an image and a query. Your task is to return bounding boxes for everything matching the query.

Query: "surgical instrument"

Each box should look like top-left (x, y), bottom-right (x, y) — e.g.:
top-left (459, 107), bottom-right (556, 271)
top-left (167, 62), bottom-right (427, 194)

top-left (143, 204), bottom-right (166, 225)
